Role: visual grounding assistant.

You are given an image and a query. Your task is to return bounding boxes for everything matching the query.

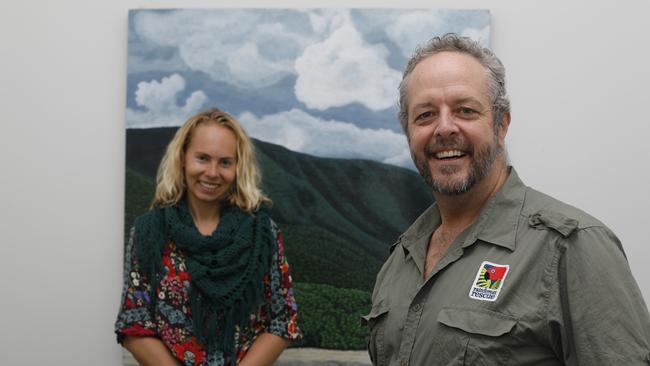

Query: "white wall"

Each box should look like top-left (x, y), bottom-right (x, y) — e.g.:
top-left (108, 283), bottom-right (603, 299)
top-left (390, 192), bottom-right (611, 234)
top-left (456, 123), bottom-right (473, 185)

top-left (1, 0), bottom-right (648, 365)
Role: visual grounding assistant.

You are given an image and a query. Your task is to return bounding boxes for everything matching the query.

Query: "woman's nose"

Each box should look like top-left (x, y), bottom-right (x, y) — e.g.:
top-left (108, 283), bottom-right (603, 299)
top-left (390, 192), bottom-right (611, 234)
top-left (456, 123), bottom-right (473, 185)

top-left (205, 163), bottom-right (220, 178)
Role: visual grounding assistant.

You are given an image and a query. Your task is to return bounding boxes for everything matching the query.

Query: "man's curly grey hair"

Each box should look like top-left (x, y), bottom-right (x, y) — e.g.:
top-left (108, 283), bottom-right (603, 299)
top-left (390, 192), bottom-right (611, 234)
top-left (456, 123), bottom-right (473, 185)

top-left (397, 33), bottom-right (510, 133)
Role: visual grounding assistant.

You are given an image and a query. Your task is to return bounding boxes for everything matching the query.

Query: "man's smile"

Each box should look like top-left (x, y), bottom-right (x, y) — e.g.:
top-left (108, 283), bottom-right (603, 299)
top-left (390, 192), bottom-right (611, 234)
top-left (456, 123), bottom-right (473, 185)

top-left (433, 149), bottom-right (467, 160)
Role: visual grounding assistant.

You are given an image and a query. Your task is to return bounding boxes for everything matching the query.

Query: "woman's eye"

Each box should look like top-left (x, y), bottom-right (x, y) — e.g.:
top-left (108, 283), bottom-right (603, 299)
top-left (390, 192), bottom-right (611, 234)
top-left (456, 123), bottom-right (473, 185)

top-left (220, 159), bottom-right (234, 167)
top-left (197, 155), bottom-right (209, 162)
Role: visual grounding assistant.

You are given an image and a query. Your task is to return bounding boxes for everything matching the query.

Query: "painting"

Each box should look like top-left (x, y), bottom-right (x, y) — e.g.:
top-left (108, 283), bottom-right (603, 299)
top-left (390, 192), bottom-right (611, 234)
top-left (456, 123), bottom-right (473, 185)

top-left (123, 8), bottom-right (489, 365)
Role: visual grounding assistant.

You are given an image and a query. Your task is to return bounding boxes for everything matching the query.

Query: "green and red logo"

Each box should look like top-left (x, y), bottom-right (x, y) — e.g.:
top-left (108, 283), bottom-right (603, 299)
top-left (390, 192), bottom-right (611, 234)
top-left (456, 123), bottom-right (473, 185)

top-left (469, 261), bottom-right (510, 301)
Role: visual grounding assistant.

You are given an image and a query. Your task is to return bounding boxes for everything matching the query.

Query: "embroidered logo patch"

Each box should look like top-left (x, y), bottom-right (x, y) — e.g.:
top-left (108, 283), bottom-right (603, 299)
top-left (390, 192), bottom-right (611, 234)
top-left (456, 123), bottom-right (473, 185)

top-left (469, 261), bottom-right (510, 301)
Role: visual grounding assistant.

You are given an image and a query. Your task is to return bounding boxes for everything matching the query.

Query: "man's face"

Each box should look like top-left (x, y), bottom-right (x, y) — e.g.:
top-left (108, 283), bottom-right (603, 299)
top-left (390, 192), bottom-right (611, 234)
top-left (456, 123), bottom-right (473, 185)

top-left (405, 51), bottom-right (506, 196)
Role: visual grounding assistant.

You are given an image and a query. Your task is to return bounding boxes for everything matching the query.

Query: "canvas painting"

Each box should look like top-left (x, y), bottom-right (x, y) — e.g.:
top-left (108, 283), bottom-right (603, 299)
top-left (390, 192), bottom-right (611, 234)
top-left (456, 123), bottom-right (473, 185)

top-left (123, 8), bottom-right (489, 365)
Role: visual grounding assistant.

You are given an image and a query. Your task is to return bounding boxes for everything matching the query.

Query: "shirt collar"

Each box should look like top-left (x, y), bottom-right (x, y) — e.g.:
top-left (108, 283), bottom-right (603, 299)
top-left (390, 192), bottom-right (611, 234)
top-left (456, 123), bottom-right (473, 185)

top-left (463, 167), bottom-right (526, 251)
top-left (401, 167), bottom-right (526, 252)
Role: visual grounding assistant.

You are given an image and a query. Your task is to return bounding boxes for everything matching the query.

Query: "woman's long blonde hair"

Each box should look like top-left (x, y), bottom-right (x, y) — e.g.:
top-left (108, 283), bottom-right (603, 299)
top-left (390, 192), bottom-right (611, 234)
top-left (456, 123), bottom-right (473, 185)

top-left (151, 108), bottom-right (269, 212)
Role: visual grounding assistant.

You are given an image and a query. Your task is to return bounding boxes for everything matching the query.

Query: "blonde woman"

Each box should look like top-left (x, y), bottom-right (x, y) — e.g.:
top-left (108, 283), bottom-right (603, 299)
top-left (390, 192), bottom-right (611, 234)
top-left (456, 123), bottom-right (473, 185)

top-left (115, 108), bottom-right (300, 366)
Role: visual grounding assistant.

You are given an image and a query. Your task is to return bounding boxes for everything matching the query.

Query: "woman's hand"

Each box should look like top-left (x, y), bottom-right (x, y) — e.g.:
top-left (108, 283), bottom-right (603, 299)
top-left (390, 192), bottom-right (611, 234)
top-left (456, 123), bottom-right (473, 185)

top-left (123, 336), bottom-right (182, 366)
top-left (238, 332), bottom-right (290, 366)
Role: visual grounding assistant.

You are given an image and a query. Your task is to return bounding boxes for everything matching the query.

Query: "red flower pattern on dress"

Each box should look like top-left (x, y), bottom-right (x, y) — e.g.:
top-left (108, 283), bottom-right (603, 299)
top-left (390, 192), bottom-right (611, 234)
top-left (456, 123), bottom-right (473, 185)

top-left (115, 221), bottom-right (300, 366)
top-left (174, 337), bottom-right (206, 365)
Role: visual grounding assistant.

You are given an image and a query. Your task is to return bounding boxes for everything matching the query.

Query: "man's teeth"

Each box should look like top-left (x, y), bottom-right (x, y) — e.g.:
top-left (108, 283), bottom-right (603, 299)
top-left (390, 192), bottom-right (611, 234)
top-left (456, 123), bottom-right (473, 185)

top-left (435, 150), bottom-right (464, 159)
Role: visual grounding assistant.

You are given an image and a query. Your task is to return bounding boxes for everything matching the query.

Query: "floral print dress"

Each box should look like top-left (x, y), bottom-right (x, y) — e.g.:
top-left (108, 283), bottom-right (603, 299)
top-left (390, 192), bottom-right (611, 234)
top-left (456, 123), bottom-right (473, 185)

top-left (115, 219), bottom-right (301, 365)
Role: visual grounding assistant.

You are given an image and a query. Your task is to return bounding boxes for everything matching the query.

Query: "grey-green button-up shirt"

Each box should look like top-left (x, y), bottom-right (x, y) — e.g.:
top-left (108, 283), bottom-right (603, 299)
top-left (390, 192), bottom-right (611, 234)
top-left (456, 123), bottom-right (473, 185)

top-left (365, 168), bottom-right (650, 365)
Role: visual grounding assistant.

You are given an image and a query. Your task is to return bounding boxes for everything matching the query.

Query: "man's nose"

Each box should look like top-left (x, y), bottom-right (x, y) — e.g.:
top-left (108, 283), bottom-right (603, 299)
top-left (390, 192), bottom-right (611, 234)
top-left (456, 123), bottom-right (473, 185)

top-left (434, 111), bottom-right (459, 137)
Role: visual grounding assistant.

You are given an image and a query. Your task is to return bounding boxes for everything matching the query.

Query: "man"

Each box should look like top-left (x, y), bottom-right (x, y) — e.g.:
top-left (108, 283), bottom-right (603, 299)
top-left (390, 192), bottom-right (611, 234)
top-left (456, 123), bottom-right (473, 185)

top-left (364, 33), bottom-right (650, 365)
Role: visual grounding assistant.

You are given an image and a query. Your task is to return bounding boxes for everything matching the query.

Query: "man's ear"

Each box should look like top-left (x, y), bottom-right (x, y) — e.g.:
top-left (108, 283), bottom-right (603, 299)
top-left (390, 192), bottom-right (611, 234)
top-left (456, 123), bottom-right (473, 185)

top-left (498, 112), bottom-right (511, 144)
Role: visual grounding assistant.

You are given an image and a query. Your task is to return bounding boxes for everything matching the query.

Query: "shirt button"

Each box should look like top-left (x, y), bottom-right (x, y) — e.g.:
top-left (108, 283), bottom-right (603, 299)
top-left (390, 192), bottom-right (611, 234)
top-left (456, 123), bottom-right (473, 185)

top-left (410, 303), bottom-right (422, 312)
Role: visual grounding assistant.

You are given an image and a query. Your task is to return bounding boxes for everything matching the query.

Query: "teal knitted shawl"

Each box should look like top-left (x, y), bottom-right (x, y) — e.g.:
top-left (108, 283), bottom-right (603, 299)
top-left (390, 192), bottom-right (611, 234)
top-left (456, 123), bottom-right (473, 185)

top-left (133, 199), bottom-right (275, 359)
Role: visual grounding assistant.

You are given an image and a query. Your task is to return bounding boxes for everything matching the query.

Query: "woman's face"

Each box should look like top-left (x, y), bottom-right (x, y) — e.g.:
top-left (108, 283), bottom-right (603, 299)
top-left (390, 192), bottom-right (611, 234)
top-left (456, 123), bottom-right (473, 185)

top-left (183, 123), bottom-right (237, 209)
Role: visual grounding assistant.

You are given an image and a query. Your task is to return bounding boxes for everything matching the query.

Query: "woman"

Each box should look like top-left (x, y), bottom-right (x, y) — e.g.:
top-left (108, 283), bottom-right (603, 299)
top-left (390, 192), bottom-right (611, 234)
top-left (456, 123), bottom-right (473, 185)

top-left (115, 108), bottom-right (300, 366)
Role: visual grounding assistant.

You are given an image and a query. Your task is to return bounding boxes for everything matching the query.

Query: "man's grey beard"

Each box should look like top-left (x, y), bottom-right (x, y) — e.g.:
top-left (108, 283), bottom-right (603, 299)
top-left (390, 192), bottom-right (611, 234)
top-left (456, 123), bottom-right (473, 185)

top-left (413, 133), bottom-right (500, 196)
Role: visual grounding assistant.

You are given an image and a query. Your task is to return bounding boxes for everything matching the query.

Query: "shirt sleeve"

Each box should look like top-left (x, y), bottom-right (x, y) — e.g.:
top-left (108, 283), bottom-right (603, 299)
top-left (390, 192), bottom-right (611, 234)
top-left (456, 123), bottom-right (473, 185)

top-left (264, 219), bottom-right (301, 341)
top-left (114, 227), bottom-right (157, 343)
top-left (547, 226), bottom-right (650, 365)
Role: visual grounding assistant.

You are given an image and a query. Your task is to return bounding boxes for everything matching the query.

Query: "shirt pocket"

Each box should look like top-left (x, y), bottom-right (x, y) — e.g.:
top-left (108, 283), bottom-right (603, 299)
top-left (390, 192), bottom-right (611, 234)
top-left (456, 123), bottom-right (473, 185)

top-left (362, 300), bottom-right (390, 366)
top-left (437, 307), bottom-right (517, 366)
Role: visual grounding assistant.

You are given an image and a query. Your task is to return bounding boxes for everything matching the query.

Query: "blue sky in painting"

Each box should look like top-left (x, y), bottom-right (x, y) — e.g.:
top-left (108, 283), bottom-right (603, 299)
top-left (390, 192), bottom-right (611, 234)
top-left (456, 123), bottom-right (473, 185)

top-left (126, 9), bottom-right (489, 168)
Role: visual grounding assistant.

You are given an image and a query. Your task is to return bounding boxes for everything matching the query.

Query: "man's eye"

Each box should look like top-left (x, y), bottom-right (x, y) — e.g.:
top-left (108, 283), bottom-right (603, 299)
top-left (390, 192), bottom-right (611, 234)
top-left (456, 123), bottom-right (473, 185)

top-left (457, 107), bottom-right (478, 117)
top-left (415, 111), bottom-right (434, 123)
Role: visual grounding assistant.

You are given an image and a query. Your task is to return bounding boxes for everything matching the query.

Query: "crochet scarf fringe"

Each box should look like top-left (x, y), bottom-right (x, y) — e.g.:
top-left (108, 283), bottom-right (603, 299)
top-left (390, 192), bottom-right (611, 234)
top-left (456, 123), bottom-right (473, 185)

top-left (133, 200), bottom-right (275, 361)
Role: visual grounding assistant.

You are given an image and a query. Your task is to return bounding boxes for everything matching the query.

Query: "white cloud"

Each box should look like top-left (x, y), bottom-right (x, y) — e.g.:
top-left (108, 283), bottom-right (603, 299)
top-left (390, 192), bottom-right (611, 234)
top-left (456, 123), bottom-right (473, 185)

top-left (129, 9), bottom-right (490, 118)
top-left (462, 25), bottom-right (491, 47)
top-left (298, 9), bottom-right (348, 34)
top-left (386, 10), bottom-right (491, 56)
top-left (126, 74), bottom-right (207, 128)
top-left (133, 10), bottom-right (317, 89)
top-left (225, 41), bottom-right (295, 87)
top-left (294, 16), bottom-right (401, 111)
top-left (238, 109), bottom-right (413, 168)
top-left (386, 11), bottom-right (447, 58)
